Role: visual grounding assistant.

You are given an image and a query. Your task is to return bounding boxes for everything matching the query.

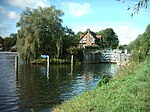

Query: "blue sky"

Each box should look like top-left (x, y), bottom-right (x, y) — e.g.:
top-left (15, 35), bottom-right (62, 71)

top-left (0, 0), bottom-right (149, 45)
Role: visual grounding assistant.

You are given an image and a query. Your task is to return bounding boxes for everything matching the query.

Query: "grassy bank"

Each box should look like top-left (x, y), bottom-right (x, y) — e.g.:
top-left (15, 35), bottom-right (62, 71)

top-left (31, 58), bottom-right (71, 65)
top-left (52, 57), bottom-right (150, 112)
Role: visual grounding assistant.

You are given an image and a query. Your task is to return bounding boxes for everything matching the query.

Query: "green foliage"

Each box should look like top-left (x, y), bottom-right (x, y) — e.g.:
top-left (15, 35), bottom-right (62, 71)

top-left (74, 49), bottom-right (83, 62)
top-left (0, 36), bottom-right (4, 45)
top-left (76, 31), bottom-right (83, 37)
top-left (31, 59), bottom-right (47, 64)
top-left (62, 30), bottom-right (79, 59)
top-left (130, 52), bottom-right (147, 62)
top-left (16, 6), bottom-right (79, 62)
top-left (127, 24), bottom-right (150, 55)
top-left (3, 33), bottom-right (17, 51)
top-left (117, 44), bottom-right (127, 50)
top-left (85, 46), bottom-right (100, 51)
top-left (118, 0), bottom-right (149, 16)
top-left (67, 46), bottom-right (77, 55)
top-left (97, 75), bottom-right (111, 87)
top-left (16, 6), bottom-right (64, 61)
top-left (31, 58), bottom-right (70, 64)
top-left (97, 28), bottom-right (119, 49)
top-left (52, 58), bottom-right (150, 112)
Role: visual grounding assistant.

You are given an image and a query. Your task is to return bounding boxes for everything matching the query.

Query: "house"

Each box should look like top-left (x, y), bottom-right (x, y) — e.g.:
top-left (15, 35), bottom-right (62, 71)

top-left (0, 44), bottom-right (3, 51)
top-left (0, 37), bottom-right (4, 51)
top-left (79, 29), bottom-right (102, 48)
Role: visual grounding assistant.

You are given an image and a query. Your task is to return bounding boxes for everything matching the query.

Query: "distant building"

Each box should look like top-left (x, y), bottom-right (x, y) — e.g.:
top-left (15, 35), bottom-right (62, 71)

top-left (79, 29), bottom-right (102, 48)
top-left (0, 44), bottom-right (3, 51)
top-left (0, 37), bottom-right (4, 51)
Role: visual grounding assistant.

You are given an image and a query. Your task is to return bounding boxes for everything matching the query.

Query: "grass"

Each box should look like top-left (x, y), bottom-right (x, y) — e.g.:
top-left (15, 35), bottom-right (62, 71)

top-left (51, 57), bottom-right (150, 112)
top-left (31, 58), bottom-right (70, 65)
top-left (31, 58), bottom-right (47, 64)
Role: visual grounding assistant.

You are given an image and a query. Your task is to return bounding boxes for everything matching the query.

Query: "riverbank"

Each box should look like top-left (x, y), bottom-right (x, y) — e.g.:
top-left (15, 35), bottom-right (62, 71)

top-left (31, 58), bottom-right (71, 64)
top-left (52, 57), bottom-right (150, 112)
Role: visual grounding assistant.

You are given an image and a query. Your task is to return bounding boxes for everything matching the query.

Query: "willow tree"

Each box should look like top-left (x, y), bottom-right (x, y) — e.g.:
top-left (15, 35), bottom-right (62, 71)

top-left (16, 6), bottom-right (64, 61)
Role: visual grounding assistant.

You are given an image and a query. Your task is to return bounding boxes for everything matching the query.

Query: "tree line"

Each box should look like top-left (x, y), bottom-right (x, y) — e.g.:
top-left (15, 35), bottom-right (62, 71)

top-left (0, 33), bottom-right (17, 51)
top-left (1, 6), bottom-right (118, 62)
top-left (1, 2), bottom-right (149, 62)
top-left (127, 24), bottom-right (150, 54)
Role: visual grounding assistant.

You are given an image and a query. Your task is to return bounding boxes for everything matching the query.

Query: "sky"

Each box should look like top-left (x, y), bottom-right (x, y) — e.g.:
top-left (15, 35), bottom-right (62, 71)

top-left (0, 0), bottom-right (149, 45)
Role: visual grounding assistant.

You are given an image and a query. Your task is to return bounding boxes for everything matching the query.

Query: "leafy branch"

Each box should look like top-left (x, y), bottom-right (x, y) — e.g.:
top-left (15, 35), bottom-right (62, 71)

top-left (117, 0), bottom-right (149, 17)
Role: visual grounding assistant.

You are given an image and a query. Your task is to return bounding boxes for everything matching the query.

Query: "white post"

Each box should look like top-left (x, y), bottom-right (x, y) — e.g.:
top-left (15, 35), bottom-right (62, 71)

top-left (70, 63), bottom-right (73, 75)
top-left (15, 56), bottom-right (18, 74)
top-left (70, 54), bottom-right (74, 75)
top-left (125, 49), bottom-right (127, 54)
top-left (71, 54), bottom-right (73, 65)
top-left (47, 56), bottom-right (49, 79)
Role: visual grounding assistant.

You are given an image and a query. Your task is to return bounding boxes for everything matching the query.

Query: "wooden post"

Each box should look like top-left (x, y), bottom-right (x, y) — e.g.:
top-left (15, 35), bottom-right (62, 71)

top-left (47, 56), bottom-right (49, 79)
top-left (15, 56), bottom-right (18, 74)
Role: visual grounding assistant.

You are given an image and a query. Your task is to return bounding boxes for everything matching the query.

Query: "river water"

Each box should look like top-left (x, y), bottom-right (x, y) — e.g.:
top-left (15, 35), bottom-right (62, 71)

top-left (0, 52), bottom-right (117, 112)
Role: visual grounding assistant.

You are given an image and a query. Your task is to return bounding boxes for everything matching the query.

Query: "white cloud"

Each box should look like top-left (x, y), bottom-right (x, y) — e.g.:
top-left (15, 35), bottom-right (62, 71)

top-left (0, 6), bottom-right (19, 37)
top-left (0, 6), bottom-right (19, 20)
top-left (62, 2), bottom-right (91, 17)
top-left (7, 0), bottom-right (51, 8)
top-left (112, 23), bottom-right (142, 45)
top-left (7, 11), bottom-right (19, 20)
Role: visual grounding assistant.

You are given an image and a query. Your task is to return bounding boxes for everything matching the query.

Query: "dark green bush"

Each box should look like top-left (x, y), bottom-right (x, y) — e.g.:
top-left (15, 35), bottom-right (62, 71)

top-left (97, 75), bottom-right (112, 87)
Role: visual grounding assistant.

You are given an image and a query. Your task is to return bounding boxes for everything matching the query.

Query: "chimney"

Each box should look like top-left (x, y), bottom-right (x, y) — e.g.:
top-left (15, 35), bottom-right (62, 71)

top-left (86, 29), bottom-right (91, 46)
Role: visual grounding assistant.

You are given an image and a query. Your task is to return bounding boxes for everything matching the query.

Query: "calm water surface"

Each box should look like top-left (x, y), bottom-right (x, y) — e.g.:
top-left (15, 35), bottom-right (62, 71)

top-left (0, 52), bottom-right (117, 112)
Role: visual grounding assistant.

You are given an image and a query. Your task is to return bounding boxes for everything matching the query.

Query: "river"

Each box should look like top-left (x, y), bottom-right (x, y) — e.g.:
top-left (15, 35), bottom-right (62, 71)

top-left (0, 52), bottom-right (117, 112)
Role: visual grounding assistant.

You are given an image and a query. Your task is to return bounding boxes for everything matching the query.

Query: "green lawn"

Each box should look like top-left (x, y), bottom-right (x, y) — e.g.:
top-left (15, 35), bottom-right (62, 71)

top-left (52, 58), bottom-right (150, 112)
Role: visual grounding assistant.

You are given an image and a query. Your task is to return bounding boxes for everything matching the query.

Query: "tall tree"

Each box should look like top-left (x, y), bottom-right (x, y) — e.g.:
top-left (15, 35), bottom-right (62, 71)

top-left (16, 6), bottom-right (64, 61)
top-left (3, 33), bottom-right (17, 51)
top-left (61, 27), bottom-right (79, 59)
top-left (97, 28), bottom-right (119, 49)
top-left (127, 24), bottom-right (150, 54)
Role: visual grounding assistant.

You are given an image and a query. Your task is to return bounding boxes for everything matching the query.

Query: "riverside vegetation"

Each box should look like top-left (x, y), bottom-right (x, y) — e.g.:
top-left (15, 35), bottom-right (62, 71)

top-left (52, 54), bottom-right (150, 112)
top-left (51, 24), bottom-right (150, 112)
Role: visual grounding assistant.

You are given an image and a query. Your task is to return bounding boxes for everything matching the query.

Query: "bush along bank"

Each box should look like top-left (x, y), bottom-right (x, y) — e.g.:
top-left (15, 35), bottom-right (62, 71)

top-left (31, 58), bottom-right (71, 65)
top-left (52, 57), bottom-right (150, 112)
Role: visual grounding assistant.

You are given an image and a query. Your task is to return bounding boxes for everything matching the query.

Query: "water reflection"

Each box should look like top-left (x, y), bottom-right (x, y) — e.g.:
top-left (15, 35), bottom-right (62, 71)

top-left (17, 63), bottom-right (116, 111)
top-left (0, 53), bottom-right (116, 112)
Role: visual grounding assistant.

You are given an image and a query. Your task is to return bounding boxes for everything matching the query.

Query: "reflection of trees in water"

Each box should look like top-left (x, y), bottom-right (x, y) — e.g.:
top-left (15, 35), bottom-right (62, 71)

top-left (15, 63), bottom-right (116, 111)
top-left (17, 64), bottom-right (65, 111)
top-left (83, 72), bottom-right (93, 90)
top-left (81, 63), bottom-right (116, 90)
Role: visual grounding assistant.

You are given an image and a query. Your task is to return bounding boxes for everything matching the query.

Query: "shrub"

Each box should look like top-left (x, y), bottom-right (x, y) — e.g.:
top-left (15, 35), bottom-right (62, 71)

top-left (97, 75), bottom-right (112, 87)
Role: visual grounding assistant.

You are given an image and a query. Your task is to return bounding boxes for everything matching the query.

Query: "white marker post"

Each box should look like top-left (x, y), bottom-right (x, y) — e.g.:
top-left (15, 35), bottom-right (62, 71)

top-left (41, 55), bottom-right (49, 79)
top-left (69, 54), bottom-right (74, 75)
top-left (15, 56), bottom-right (18, 74)
top-left (71, 54), bottom-right (73, 65)
top-left (47, 55), bottom-right (49, 79)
